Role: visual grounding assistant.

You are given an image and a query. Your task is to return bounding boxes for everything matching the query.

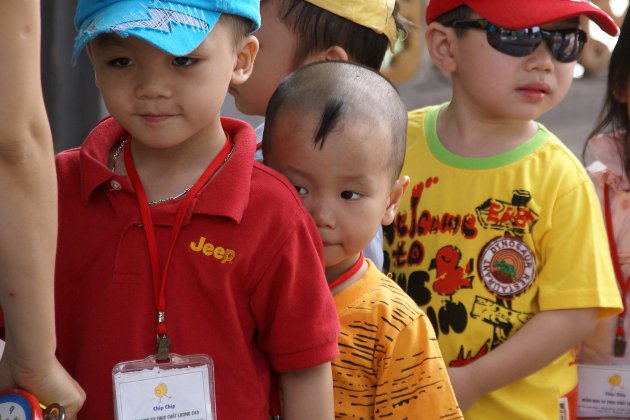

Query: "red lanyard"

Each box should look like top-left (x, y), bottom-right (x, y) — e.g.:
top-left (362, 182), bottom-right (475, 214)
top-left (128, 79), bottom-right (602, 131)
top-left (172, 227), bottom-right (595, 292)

top-left (123, 135), bottom-right (232, 359)
top-left (269, 252), bottom-right (365, 417)
top-left (604, 182), bottom-right (630, 357)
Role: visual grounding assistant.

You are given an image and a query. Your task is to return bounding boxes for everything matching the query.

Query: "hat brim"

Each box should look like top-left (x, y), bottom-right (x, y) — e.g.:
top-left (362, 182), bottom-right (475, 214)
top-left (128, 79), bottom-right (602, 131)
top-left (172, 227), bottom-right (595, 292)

top-left (427, 0), bottom-right (619, 36)
top-left (470, 0), bottom-right (619, 36)
top-left (72, 1), bottom-right (219, 63)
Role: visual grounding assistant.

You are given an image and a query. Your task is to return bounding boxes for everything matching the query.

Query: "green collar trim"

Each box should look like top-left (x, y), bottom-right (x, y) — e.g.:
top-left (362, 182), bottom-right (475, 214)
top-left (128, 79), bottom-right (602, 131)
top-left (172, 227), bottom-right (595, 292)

top-left (425, 104), bottom-right (547, 170)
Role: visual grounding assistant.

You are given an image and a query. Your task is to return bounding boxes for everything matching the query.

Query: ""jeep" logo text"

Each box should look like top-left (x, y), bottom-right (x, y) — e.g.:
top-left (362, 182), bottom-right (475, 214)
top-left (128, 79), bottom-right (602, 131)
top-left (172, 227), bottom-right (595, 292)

top-left (190, 236), bottom-right (235, 264)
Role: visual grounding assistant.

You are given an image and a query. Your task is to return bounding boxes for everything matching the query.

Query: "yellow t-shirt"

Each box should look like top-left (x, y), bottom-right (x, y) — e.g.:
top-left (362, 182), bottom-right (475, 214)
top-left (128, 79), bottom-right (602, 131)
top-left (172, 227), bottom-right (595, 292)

top-left (383, 105), bottom-right (622, 419)
top-left (333, 259), bottom-right (462, 419)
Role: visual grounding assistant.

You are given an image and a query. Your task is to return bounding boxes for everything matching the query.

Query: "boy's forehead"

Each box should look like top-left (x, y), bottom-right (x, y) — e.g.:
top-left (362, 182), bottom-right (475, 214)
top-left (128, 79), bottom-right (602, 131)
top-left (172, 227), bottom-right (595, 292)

top-left (300, 108), bottom-right (391, 155)
top-left (89, 32), bottom-right (172, 53)
top-left (91, 33), bottom-right (132, 47)
top-left (280, 115), bottom-right (389, 159)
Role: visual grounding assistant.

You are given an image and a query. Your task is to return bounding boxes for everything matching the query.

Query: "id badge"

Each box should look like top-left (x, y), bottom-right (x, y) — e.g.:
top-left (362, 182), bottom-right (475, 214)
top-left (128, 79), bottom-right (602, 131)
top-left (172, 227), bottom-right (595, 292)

top-left (113, 353), bottom-right (216, 420)
top-left (578, 364), bottom-right (630, 417)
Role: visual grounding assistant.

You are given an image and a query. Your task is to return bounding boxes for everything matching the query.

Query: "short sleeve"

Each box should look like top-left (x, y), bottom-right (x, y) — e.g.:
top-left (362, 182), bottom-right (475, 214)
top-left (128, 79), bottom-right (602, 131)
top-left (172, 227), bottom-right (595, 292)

top-left (537, 179), bottom-right (621, 318)
top-left (376, 311), bottom-right (462, 418)
top-left (250, 211), bottom-right (339, 372)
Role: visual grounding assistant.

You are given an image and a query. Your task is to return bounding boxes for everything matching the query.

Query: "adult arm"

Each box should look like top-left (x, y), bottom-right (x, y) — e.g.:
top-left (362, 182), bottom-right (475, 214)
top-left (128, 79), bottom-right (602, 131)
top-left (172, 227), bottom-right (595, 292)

top-left (0, 1), bottom-right (84, 417)
top-left (448, 307), bottom-right (597, 412)
top-left (280, 362), bottom-right (334, 420)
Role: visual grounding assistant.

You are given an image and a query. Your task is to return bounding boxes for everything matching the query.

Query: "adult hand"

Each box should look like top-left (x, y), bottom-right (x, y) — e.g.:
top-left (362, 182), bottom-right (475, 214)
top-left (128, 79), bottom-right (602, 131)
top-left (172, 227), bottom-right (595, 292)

top-left (0, 349), bottom-right (85, 419)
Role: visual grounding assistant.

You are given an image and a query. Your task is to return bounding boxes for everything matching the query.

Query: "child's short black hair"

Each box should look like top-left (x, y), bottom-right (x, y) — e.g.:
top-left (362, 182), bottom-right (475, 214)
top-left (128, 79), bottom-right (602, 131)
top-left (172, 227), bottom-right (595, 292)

top-left (263, 61), bottom-right (407, 181)
top-left (275, 0), bottom-right (409, 70)
top-left (434, 5), bottom-right (474, 37)
top-left (221, 14), bottom-right (253, 47)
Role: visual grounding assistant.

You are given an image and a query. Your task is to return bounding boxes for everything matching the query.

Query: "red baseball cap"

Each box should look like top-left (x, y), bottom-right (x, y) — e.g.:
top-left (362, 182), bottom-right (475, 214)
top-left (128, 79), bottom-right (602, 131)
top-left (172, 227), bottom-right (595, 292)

top-left (426, 0), bottom-right (619, 36)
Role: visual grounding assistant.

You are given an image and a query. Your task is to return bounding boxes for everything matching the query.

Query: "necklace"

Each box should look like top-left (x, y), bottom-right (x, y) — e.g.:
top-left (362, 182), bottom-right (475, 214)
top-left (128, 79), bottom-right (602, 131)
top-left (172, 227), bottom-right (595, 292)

top-left (110, 139), bottom-right (127, 172)
top-left (110, 138), bottom-right (193, 207)
top-left (147, 187), bottom-right (192, 207)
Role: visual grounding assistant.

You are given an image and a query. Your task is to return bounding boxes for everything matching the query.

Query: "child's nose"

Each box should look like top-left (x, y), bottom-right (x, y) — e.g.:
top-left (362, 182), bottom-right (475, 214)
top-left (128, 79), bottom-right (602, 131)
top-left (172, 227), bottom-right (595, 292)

top-left (525, 42), bottom-right (555, 72)
top-left (309, 200), bottom-right (335, 229)
top-left (135, 67), bottom-right (173, 99)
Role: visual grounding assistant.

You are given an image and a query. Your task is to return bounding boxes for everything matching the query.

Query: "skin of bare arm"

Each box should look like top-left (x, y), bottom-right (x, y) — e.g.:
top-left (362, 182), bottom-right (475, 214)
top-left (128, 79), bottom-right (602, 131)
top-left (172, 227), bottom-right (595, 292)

top-left (280, 362), bottom-right (335, 419)
top-left (0, 1), bottom-right (85, 417)
top-left (447, 307), bottom-right (598, 412)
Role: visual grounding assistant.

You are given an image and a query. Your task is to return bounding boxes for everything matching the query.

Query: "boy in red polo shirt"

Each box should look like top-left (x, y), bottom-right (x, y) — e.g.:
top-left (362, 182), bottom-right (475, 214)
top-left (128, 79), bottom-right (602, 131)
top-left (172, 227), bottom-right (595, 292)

top-left (52, 0), bottom-right (339, 418)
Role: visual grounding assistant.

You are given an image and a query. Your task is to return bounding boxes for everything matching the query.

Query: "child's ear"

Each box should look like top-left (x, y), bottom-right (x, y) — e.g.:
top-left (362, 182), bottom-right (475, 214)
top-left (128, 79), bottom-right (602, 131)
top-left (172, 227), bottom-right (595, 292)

top-left (303, 45), bottom-right (349, 65)
top-left (425, 22), bottom-right (457, 74)
top-left (231, 35), bottom-right (259, 86)
top-left (322, 46), bottom-right (349, 62)
top-left (381, 175), bottom-right (410, 226)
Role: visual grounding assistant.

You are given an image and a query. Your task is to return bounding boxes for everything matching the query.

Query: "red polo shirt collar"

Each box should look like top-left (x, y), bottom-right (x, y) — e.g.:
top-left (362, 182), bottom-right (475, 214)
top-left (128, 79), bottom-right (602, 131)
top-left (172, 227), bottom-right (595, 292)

top-left (77, 116), bottom-right (255, 223)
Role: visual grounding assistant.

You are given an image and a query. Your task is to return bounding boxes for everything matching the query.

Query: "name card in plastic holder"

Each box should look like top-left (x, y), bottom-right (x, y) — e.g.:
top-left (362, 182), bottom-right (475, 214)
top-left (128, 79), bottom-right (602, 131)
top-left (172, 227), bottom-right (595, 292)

top-left (578, 364), bottom-right (630, 418)
top-left (113, 353), bottom-right (216, 420)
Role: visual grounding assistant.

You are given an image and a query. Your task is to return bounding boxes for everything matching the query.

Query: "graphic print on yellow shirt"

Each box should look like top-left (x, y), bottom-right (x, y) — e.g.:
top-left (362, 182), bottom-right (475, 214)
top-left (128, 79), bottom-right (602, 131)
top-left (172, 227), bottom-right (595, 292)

top-left (386, 175), bottom-right (538, 364)
top-left (382, 105), bottom-right (621, 419)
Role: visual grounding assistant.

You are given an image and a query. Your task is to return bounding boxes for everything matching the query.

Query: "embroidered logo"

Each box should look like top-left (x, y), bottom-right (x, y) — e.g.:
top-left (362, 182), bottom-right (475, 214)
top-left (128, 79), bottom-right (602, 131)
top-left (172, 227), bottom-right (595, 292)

top-left (78, 2), bottom-right (209, 40)
top-left (111, 7), bottom-right (208, 34)
top-left (190, 236), bottom-right (235, 264)
top-left (478, 236), bottom-right (536, 298)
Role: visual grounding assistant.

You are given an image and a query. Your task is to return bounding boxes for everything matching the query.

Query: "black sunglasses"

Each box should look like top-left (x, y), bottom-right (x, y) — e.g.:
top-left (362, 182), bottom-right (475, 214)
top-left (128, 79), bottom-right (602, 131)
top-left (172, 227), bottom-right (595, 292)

top-left (446, 19), bottom-right (587, 63)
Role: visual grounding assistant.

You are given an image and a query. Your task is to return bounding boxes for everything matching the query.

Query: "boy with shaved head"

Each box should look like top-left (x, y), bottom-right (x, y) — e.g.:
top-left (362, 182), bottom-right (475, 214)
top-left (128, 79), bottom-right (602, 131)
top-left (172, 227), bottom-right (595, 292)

top-left (263, 61), bottom-right (463, 418)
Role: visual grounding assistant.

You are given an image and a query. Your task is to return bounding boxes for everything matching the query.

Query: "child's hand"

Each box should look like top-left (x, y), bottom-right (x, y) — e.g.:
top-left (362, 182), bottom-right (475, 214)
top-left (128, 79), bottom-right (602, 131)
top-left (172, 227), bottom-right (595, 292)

top-left (446, 366), bottom-right (480, 413)
top-left (0, 351), bottom-right (85, 419)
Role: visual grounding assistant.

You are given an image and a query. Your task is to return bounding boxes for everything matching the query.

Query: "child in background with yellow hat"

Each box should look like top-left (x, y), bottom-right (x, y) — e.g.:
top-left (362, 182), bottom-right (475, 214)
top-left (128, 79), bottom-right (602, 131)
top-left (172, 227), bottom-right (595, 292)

top-left (229, 0), bottom-right (407, 270)
top-left (230, 0), bottom-right (404, 125)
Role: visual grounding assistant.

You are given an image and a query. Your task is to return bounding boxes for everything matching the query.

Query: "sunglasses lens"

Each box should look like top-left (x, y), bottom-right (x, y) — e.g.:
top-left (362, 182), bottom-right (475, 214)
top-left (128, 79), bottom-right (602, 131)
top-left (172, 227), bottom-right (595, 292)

top-left (487, 27), bottom-right (542, 57)
top-left (450, 20), bottom-right (585, 62)
top-left (545, 31), bottom-right (585, 62)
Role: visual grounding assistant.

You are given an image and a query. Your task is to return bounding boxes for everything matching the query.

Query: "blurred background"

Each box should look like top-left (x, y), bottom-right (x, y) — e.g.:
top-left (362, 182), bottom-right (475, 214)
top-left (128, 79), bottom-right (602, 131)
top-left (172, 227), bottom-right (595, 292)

top-left (45, 1), bottom-right (628, 160)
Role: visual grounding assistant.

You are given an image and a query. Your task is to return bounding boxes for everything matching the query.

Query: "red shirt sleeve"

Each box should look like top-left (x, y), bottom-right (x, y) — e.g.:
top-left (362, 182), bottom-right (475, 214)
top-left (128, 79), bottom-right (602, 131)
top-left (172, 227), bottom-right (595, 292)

top-left (250, 210), bottom-right (339, 372)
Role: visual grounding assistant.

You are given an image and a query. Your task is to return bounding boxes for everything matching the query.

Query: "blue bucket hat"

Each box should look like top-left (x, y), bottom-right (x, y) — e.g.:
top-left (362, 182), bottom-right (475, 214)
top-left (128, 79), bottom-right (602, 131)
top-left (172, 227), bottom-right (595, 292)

top-left (73, 0), bottom-right (261, 63)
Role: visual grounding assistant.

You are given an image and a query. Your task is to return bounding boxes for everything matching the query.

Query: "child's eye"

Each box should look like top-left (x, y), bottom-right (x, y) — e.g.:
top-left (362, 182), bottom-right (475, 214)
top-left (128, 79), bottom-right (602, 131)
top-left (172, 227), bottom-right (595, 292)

top-left (294, 185), bottom-right (308, 196)
top-left (340, 191), bottom-right (360, 200)
top-left (108, 57), bottom-right (133, 67)
top-left (172, 56), bottom-right (198, 67)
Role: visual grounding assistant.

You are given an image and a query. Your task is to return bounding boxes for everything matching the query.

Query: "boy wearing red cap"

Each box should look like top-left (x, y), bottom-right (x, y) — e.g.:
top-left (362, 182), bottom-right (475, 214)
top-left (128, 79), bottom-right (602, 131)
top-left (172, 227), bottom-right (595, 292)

top-left (383, 1), bottom-right (623, 419)
top-left (53, 1), bottom-right (340, 419)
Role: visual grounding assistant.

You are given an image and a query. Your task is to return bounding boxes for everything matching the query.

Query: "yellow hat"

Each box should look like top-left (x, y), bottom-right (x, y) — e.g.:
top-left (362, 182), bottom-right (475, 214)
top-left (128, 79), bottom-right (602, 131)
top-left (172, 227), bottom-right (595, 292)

top-left (304, 0), bottom-right (398, 50)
